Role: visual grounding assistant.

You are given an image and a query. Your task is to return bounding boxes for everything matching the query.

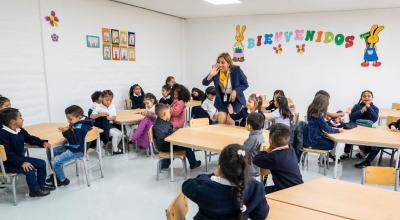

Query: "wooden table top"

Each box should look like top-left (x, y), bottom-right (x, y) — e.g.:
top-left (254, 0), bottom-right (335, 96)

top-left (186, 100), bottom-right (202, 108)
top-left (266, 200), bottom-right (346, 220)
top-left (115, 110), bottom-right (144, 124)
top-left (165, 124), bottom-right (269, 152)
top-left (268, 178), bottom-right (400, 220)
top-left (25, 123), bottom-right (67, 146)
top-left (380, 108), bottom-right (400, 119)
top-left (326, 126), bottom-right (400, 148)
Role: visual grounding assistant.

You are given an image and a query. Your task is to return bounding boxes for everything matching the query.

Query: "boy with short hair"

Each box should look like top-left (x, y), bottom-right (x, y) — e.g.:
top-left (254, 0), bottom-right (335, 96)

top-left (89, 91), bottom-right (103, 117)
top-left (0, 108), bottom-right (54, 197)
top-left (243, 112), bottom-right (265, 177)
top-left (201, 86), bottom-right (218, 122)
top-left (254, 123), bottom-right (303, 194)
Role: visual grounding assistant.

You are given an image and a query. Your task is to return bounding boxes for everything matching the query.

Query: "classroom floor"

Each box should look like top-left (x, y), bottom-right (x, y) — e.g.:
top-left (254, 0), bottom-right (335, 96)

top-left (0, 145), bottom-right (396, 220)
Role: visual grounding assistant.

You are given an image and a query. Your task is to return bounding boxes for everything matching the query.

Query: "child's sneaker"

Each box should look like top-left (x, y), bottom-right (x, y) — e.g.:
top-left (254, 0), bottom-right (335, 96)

top-left (58, 178), bottom-right (70, 186)
top-left (190, 160), bottom-right (202, 170)
top-left (355, 152), bottom-right (365, 159)
top-left (29, 189), bottom-right (50, 197)
top-left (340, 153), bottom-right (350, 160)
top-left (354, 160), bottom-right (371, 168)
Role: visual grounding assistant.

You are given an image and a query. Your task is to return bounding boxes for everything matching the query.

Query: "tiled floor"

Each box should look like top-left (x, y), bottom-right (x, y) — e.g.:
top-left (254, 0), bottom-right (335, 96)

top-left (0, 146), bottom-right (396, 220)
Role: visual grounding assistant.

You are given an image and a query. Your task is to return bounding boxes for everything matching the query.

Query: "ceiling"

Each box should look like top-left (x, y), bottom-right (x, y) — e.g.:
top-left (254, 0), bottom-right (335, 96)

top-left (112, 0), bottom-right (400, 19)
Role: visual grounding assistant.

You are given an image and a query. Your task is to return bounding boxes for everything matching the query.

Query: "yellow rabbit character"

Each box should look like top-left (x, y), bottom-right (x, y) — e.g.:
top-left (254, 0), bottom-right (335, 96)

top-left (233, 25), bottom-right (246, 62)
top-left (361, 24), bottom-right (384, 67)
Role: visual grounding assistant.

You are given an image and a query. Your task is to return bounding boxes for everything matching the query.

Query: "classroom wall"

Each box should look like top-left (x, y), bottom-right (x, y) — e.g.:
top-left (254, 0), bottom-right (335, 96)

top-left (184, 8), bottom-right (400, 116)
top-left (0, 0), bottom-right (185, 124)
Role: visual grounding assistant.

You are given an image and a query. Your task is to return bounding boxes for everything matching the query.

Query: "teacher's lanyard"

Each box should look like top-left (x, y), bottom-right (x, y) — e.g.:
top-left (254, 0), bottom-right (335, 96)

top-left (223, 71), bottom-right (230, 102)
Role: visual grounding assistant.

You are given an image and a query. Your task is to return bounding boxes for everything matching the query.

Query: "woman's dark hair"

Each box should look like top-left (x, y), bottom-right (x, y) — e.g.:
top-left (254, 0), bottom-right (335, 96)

top-left (269, 90), bottom-right (285, 105)
top-left (219, 144), bottom-right (250, 220)
top-left (0, 108), bottom-right (19, 126)
top-left (144, 93), bottom-right (158, 105)
top-left (102, 90), bottom-right (114, 98)
top-left (171, 83), bottom-right (191, 102)
top-left (307, 94), bottom-right (329, 118)
top-left (65, 105), bottom-right (84, 117)
top-left (165, 76), bottom-right (175, 85)
top-left (205, 86), bottom-right (216, 96)
top-left (359, 90), bottom-right (374, 103)
top-left (276, 95), bottom-right (292, 119)
top-left (0, 97), bottom-right (10, 108)
top-left (315, 90), bottom-right (330, 98)
top-left (91, 91), bottom-right (102, 102)
top-left (129, 84), bottom-right (144, 96)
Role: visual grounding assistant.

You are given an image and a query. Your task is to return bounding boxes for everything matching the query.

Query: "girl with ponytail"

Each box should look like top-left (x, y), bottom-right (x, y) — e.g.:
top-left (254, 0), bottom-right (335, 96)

top-left (182, 144), bottom-right (269, 220)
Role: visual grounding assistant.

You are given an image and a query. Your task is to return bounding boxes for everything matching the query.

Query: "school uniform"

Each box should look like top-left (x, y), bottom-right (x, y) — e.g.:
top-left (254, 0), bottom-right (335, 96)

top-left (201, 98), bottom-right (217, 121)
top-left (0, 126), bottom-right (47, 193)
top-left (230, 108), bottom-right (254, 127)
top-left (182, 174), bottom-right (269, 220)
top-left (265, 101), bottom-right (277, 112)
top-left (303, 116), bottom-right (340, 150)
top-left (47, 117), bottom-right (93, 181)
top-left (170, 99), bottom-right (186, 129)
top-left (254, 147), bottom-right (303, 194)
top-left (130, 93), bottom-right (145, 109)
top-left (192, 90), bottom-right (206, 101)
top-left (264, 108), bottom-right (291, 127)
top-left (92, 103), bottom-right (122, 152)
top-left (243, 130), bottom-right (264, 177)
top-left (159, 95), bottom-right (173, 105)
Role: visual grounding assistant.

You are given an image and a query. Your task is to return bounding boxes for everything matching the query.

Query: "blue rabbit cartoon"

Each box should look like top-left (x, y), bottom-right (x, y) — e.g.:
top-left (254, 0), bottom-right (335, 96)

top-left (361, 25), bottom-right (384, 67)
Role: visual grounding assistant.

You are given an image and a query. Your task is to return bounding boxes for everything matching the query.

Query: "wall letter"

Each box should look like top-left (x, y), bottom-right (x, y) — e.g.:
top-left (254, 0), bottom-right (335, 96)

top-left (305, 30), bottom-right (315, 41)
top-left (345, 35), bottom-right (355, 48)
top-left (247, 38), bottom-right (255, 48)
top-left (334, 34), bottom-right (345, 46)
top-left (257, 35), bottom-right (262, 46)
top-left (275, 32), bottom-right (283, 43)
top-left (264, 34), bottom-right (273, 45)
top-left (284, 31), bottom-right (293, 43)
top-left (316, 31), bottom-right (323, 42)
top-left (294, 29), bottom-right (305, 40)
top-left (323, 32), bottom-right (334, 43)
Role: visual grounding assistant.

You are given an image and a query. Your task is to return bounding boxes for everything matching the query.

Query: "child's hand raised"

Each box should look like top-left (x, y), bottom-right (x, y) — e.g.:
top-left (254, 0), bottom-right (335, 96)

top-left (227, 104), bottom-right (234, 114)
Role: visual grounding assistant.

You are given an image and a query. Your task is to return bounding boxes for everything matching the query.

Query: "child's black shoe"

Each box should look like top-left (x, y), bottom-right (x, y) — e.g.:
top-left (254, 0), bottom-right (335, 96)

top-left (29, 189), bottom-right (50, 197)
top-left (42, 184), bottom-right (56, 191)
top-left (354, 160), bottom-right (371, 168)
top-left (190, 160), bottom-right (202, 169)
top-left (58, 178), bottom-right (70, 186)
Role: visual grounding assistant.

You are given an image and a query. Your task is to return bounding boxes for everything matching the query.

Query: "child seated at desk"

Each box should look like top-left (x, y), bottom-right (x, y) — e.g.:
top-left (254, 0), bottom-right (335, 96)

top-left (0, 108), bottom-right (54, 197)
top-left (88, 91), bottom-right (102, 117)
top-left (243, 112), bottom-right (265, 177)
top-left (0, 96), bottom-right (11, 110)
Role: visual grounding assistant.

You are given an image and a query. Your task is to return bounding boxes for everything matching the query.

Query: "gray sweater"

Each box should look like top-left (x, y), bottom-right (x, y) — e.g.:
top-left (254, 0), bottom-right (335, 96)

top-left (243, 130), bottom-right (265, 176)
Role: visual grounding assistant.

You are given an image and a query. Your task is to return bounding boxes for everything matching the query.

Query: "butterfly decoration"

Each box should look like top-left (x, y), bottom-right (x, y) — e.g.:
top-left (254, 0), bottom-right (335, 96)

top-left (297, 44), bottom-right (305, 55)
top-left (45, 11), bottom-right (60, 27)
top-left (51, 33), bottom-right (59, 42)
top-left (273, 44), bottom-right (282, 54)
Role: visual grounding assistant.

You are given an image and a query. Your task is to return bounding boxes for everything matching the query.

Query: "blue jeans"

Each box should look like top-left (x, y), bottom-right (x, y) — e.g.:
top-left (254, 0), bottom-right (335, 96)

top-left (5, 157), bottom-right (46, 193)
top-left (48, 146), bottom-right (83, 181)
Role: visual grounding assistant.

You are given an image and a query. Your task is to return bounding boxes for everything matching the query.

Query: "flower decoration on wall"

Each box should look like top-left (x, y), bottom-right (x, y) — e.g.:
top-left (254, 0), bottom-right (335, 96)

top-left (51, 33), bottom-right (59, 42)
top-left (296, 44), bottom-right (305, 55)
top-left (45, 11), bottom-right (60, 27)
top-left (273, 44), bottom-right (282, 54)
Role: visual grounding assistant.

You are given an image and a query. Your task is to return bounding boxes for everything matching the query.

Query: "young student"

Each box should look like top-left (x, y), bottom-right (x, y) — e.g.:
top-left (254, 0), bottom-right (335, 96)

top-left (303, 94), bottom-right (344, 159)
top-left (153, 103), bottom-right (201, 169)
top-left (264, 95), bottom-right (292, 127)
top-left (254, 123), bottom-right (303, 194)
top-left (91, 90), bottom-right (123, 155)
top-left (191, 87), bottom-right (206, 101)
top-left (131, 93), bottom-right (158, 149)
top-left (182, 144), bottom-right (269, 220)
top-left (265, 90), bottom-right (285, 112)
top-left (243, 112), bottom-right (265, 177)
top-left (170, 83), bottom-right (191, 129)
top-left (47, 105), bottom-right (93, 186)
top-left (88, 91), bottom-right (102, 117)
top-left (314, 90), bottom-right (346, 119)
top-left (341, 90), bottom-right (379, 168)
top-left (0, 108), bottom-right (54, 197)
top-left (165, 76), bottom-right (176, 89)
top-left (129, 84), bottom-right (145, 109)
top-left (159, 85), bottom-right (173, 105)
top-left (0, 96), bottom-right (11, 110)
top-left (228, 93), bottom-right (263, 127)
top-left (201, 86), bottom-right (218, 122)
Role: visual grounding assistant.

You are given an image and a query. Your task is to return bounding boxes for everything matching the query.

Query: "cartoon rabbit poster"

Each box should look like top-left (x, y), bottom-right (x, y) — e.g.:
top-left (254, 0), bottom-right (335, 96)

top-left (360, 24), bottom-right (384, 67)
top-left (233, 25), bottom-right (246, 62)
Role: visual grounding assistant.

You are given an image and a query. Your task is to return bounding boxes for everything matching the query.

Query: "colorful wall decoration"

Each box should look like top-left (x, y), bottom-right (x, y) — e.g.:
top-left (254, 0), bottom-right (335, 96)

top-left (233, 25), bottom-right (246, 62)
top-left (360, 25), bottom-right (384, 67)
top-left (86, 35), bottom-right (100, 48)
top-left (102, 28), bottom-right (136, 62)
top-left (44, 10), bottom-right (60, 43)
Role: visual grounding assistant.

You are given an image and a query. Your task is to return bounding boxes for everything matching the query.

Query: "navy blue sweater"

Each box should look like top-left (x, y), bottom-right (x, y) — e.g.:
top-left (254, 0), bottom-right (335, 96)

top-left (153, 118), bottom-right (174, 151)
top-left (62, 117), bottom-right (93, 153)
top-left (130, 94), bottom-right (145, 109)
top-left (230, 108), bottom-right (250, 127)
top-left (0, 127), bottom-right (46, 167)
top-left (182, 174), bottom-right (269, 220)
top-left (349, 102), bottom-right (379, 123)
top-left (159, 96), bottom-right (173, 105)
top-left (303, 116), bottom-right (339, 147)
top-left (254, 148), bottom-right (303, 191)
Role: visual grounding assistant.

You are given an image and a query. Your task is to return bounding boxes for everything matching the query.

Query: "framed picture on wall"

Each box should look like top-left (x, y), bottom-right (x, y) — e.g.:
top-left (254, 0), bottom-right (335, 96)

top-left (128, 46), bottom-right (136, 61)
top-left (102, 28), bottom-right (111, 44)
top-left (128, 32), bottom-right (135, 46)
top-left (86, 35), bottom-right (100, 48)
top-left (120, 46), bottom-right (128, 61)
top-left (103, 44), bottom-right (111, 60)
top-left (120, 30), bottom-right (128, 46)
top-left (112, 45), bottom-right (120, 60)
top-left (111, 29), bottom-right (119, 45)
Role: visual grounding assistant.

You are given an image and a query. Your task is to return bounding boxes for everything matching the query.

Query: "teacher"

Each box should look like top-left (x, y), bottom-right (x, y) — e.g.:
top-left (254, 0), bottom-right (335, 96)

top-left (202, 52), bottom-right (249, 125)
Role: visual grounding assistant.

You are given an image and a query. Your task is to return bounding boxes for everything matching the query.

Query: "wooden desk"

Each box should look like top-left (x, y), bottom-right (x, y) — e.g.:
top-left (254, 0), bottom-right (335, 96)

top-left (326, 126), bottom-right (400, 178)
top-left (379, 108), bottom-right (400, 124)
top-left (165, 124), bottom-right (269, 181)
top-left (25, 123), bottom-right (67, 146)
top-left (268, 178), bottom-right (400, 220)
top-left (115, 110), bottom-right (145, 153)
top-left (266, 200), bottom-right (345, 220)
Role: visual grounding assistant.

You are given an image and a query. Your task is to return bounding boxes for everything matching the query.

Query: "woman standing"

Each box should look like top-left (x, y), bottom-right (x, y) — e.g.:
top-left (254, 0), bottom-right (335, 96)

top-left (202, 53), bottom-right (249, 124)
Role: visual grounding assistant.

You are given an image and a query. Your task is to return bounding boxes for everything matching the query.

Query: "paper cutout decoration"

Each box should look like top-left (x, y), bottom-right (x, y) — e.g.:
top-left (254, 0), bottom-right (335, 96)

top-left (273, 44), bottom-right (282, 54)
top-left (102, 28), bottom-right (111, 44)
top-left (45, 11), bottom-right (59, 27)
top-left (86, 35), bottom-right (100, 48)
top-left (51, 33), bottom-right (59, 42)
top-left (128, 47), bottom-right (136, 61)
top-left (120, 46), bottom-right (128, 61)
top-left (111, 29), bottom-right (119, 45)
top-left (128, 32), bottom-right (135, 46)
top-left (112, 45), bottom-right (120, 60)
top-left (360, 24), bottom-right (384, 67)
top-left (103, 45), bottom-right (111, 60)
top-left (296, 44), bottom-right (305, 55)
top-left (233, 25), bottom-right (246, 62)
top-left (120, 30), bottom-right (128, 46)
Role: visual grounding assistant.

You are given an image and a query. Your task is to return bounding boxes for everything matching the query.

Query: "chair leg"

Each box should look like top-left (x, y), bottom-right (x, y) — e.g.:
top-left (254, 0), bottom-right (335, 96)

top-left (12, 176), bottom-right (17, 206)
top-left (156, 159), bottom-right (161, 181)
top-left (389, 149), bottom-right (395, 167)
top-left (306, 153), bottom-right (309, 171)
top-left (97, 152), bottom-right (104, 178)
top-left (208, 152), bottom-right (212, 162)
top-left (378, 150), bottom-right (384, 166)
top-left (183, 157), bottom-right (188, 179)
top-left (323, 154), bottom-right (328, 176)
top-left (82, 160), bottom-right (90, 187)
top-left (204, 151), bottom-right (208, 172)
top-left (75, 162), bottom-right (79, 177)
top-left (299, 152), bottom-right (305, 169)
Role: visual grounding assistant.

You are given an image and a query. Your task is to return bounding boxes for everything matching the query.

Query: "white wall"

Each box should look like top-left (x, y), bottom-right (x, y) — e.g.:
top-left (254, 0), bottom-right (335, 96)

top-left (185, 9), bottom-right (400, 116)
top-left (0, 0), bottom-right (185, 124)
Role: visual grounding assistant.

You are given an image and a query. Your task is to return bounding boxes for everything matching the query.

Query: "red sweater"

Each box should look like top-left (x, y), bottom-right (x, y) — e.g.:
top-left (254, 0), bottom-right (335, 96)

top-left (170, 99), bottom-right (185, 128)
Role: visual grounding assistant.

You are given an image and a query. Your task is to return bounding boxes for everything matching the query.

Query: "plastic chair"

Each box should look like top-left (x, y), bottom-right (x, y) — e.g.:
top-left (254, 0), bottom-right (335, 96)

top-left (362, 166), bottom-right (399, 191)
top-left (378, 116), bottom-right (400, 166)
top-left (125, 98), bottom-right (132, 109)
top-left (0, 145), bottom-right (20, 205)
top-left (392, 103), bottom-right (400, 110)
top-left (166, 192), bottom-right (189, 220)
top-left (300, 147), bottom-right (329, 176)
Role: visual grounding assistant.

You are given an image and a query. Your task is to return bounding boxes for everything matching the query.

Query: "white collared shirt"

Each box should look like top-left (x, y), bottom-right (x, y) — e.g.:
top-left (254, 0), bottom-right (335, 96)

top-left (2, 126), bottom-right (21, 134)
top-left (211, 175), bottom-right (236, 186)
top-left (92, 103), bottom-right (117, 117)
top-left (201, 98), bottom-right (217, 120)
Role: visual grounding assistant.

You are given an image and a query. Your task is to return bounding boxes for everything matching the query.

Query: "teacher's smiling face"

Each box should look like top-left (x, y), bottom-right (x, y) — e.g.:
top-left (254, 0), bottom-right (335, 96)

top-left (217, 56), bottom-right (230, 73)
